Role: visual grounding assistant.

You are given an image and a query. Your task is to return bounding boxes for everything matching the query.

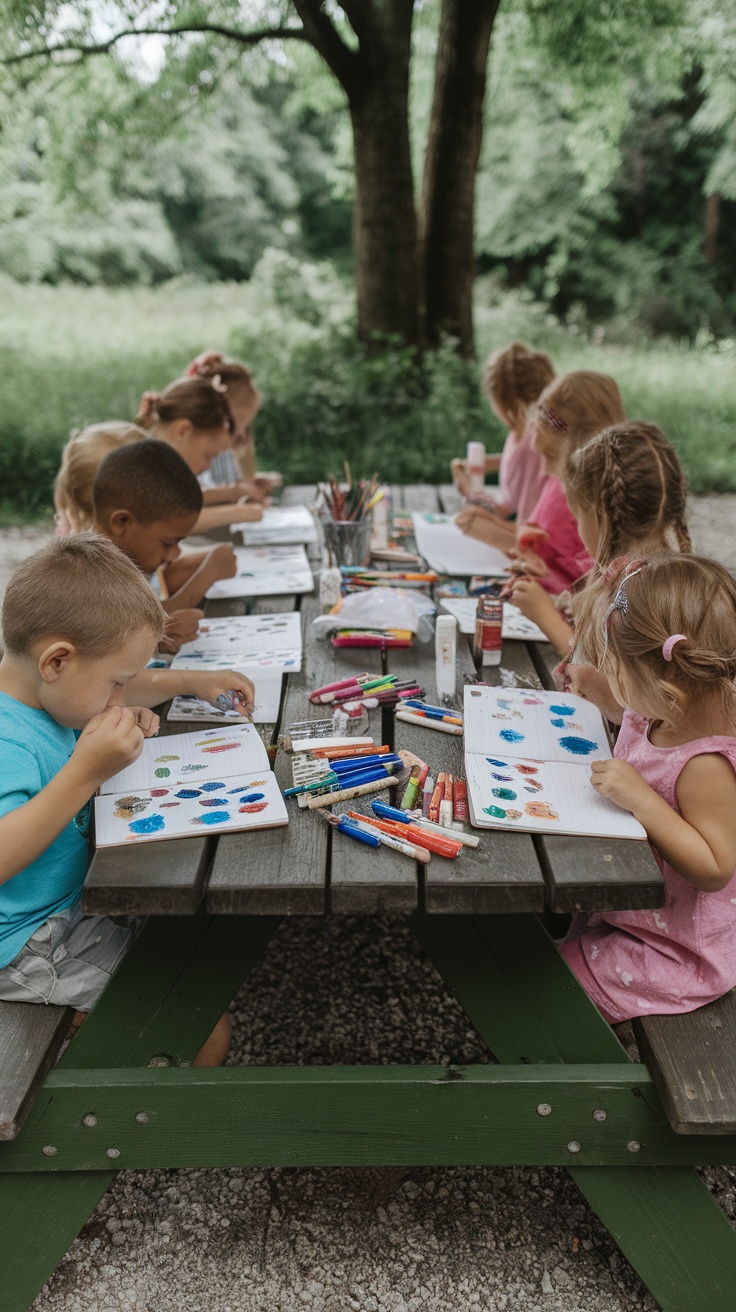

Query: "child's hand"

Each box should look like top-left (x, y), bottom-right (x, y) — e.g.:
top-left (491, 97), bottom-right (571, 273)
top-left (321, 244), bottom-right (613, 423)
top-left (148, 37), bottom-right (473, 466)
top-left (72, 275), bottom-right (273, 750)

top-left (186, 670), bottom-right (256, 718)
top-left (517, 524), bottom-right (549, 553)
top-left (129, 707), bottom-right (160, 737)
top-left (73, 706), bottom-right (146, 788)
top-left (232, 503), bottom-right (264, 523)
top-left (159, 609), bottom-right (204, 654)
top-left (590, 759), bottom-right (650, 811)
top-left (508, 547), bottom-right (548, 578)
top-left (451, 457), bottom-right (471, 497)
top-left (509, 577), bottom-right (555, 625)
top-left (203, 543), bottom-right (237, 583)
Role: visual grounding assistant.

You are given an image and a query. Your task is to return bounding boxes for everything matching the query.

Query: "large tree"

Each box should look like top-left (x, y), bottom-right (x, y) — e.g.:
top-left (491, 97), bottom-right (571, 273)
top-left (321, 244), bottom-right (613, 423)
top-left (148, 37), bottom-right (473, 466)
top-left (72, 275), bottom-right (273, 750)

top-left (1, 0), bottom-right (498, 355)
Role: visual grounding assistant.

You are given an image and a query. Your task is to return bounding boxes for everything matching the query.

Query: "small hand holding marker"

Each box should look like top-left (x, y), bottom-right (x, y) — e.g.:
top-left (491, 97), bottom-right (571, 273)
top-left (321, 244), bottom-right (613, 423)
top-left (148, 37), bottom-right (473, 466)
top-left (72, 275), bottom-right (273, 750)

top-left (216, 690), bottom-right (253, 719)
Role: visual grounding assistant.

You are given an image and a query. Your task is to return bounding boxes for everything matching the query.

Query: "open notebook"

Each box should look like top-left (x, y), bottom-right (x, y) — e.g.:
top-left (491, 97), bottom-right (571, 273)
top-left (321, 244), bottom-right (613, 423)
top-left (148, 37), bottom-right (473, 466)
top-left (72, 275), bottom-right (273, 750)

top-left (170, 613), bottom-right (302, 672)
top-left (232, 505), bottom-right (318, 547)
top-left (463, 686), bottom-right (646, 840)
top-left (206, 545), bottom-right (314, 599)
top-left (411, 513), bottom-right (510, 577)
top-left (94, 724), bottom-right (288, 848)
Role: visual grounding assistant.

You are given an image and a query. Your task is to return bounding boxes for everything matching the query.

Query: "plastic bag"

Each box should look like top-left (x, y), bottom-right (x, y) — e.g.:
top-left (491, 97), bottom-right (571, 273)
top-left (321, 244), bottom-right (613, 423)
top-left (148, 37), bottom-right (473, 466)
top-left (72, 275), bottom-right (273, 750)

top-left (312, 586), bottom-right (435, 642)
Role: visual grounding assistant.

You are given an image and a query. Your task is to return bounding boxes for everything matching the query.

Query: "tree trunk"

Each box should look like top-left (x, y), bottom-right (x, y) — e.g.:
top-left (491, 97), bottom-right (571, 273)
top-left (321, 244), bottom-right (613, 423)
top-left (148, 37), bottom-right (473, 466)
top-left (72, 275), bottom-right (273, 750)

top-left (703, 192), bottom-right (720, 263)
top-left (420, 0), bottom-right (499, 356)
top-left (345, 8), bottom-right (421, 349)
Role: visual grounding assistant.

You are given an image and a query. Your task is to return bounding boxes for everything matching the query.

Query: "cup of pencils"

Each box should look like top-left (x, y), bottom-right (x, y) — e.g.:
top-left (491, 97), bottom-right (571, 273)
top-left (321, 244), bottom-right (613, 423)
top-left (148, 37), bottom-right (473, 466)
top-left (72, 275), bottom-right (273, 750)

top-left (319, 466), bottom-right (382, 568)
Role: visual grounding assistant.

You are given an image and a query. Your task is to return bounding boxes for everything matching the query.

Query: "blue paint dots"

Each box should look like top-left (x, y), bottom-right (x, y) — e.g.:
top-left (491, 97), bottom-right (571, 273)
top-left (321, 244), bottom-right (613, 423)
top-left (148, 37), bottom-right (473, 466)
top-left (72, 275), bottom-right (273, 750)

top-left (492, 787), bottom-right (517, 801)
top-left (238, 792), bottom-right (265, 804)
top-left (200, 781), bottom-right (227, 792)
top-left (499, 729), bottom-right (525, 743)
top-left (129, 813), bottom-right (166, 836)
top-left (199, 798), bottom-right (228, 807)
top-left (550, 705), bottom-right (575, 716)
top-left (176, 789), bottom-right (202, 799)
top-left (483, 805), bottom-right (507, 819)
top-left (550, 718), bottom-right (567, 728)
top-left (486, 758), bottom-right (509, 768)
top-left (559, 735), bottom-right (599, 756)
top-left (193, 810), bottom-right (231, 826)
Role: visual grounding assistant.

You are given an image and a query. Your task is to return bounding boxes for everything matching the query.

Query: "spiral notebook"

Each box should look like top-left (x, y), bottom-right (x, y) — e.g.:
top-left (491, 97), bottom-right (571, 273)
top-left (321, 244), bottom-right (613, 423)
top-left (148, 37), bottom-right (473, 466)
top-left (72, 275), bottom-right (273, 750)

top-left (94, 724), bottom-right (288, 847)
top-left (463, 686), bottom-right (646, 840)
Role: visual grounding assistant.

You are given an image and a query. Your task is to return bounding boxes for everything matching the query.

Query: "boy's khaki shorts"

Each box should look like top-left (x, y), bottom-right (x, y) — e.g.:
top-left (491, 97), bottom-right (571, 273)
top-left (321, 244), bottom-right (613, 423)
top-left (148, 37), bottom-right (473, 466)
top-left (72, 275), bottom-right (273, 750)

top-left (0, 898), bottom-right (133, 1011)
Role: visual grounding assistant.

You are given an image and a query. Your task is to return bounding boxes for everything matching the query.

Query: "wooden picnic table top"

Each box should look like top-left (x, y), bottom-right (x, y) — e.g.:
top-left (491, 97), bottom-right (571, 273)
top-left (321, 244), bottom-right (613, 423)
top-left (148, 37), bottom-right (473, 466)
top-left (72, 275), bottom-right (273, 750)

top-left (83, 484), bottom-right (663, 921)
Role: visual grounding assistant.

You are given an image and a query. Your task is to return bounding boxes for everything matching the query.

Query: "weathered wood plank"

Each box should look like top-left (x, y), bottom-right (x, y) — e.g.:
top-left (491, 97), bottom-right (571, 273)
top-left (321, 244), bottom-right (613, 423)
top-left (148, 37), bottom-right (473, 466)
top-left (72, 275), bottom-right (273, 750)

top-left (634, 989), bottom-right (736, 1134)
top-left (0, 1002), bottom-right (72, 1140)
top-left (390, 628), bottom-right (545, 915)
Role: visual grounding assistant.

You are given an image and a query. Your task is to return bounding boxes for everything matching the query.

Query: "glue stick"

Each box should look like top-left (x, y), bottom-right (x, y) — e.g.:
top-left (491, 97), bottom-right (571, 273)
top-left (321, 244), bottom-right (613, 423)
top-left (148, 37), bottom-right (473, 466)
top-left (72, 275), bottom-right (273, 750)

top-left (466, 441), bottom-right (486, 495)
top-left (435, 614), bottom-right (457, 700)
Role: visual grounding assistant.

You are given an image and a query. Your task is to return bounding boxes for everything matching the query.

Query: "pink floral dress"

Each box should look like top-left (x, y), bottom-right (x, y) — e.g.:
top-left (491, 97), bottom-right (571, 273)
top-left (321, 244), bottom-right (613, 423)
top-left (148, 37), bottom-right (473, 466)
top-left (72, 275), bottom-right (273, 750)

top-left (560, 710), bottom-right (736, 1022)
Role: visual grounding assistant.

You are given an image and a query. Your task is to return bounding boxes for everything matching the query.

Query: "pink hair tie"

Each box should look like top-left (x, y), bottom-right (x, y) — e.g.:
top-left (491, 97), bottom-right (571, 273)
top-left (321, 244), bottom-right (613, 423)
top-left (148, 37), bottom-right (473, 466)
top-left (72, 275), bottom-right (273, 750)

top-left (662, 634), bottom-right (687, 662)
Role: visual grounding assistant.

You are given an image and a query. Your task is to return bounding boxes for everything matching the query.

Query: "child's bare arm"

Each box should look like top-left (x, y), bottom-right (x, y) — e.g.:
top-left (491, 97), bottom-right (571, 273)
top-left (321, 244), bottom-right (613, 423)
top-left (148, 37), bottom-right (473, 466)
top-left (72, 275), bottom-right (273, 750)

top-left (0, 708), bottom-right (150, 885)
top-left (126, 667), bottom-right (256, 716)
top-left (455, 506), bottom-right (517, 553)
top-left (591, 753), bottom-right (736, 891)
top-left (193, 504), bottom-right (263, 533)
top-left (162, 545), bottom-right (236, 612)
top-left (508, 578), bottom-right (573, 655)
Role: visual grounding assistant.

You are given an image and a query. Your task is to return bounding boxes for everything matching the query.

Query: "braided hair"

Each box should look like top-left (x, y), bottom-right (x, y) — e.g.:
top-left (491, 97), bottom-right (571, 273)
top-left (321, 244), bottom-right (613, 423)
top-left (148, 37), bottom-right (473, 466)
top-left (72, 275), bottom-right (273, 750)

top-left (482, 341), bottom-right (555, 427)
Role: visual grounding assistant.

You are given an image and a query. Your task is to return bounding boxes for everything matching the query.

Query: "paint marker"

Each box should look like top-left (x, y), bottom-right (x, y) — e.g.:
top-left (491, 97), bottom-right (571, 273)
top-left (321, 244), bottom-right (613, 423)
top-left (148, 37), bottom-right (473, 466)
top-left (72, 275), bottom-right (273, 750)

top-left (439, 776), bottom-right (454, 828)
top-left (454, 779), bottom-right (469, 822)
top-left (422, 775), bottom-right (435, 817)
top-left (370, 803), bottom-right (480, 849)
top-left (306, 777), bottom-right (397, 809)
top-left (348, 812), bottom-right (461, 859)
top-left (401, 764), bottom-right (422, 811)
top-left (316, 810), bottom-right (382, 848)
top-left (395, 711), bottom-right (463, 736)
top-left (347, 816), bottom-right (431, 864)
top-left (428, 778), bottom-right (444, 824)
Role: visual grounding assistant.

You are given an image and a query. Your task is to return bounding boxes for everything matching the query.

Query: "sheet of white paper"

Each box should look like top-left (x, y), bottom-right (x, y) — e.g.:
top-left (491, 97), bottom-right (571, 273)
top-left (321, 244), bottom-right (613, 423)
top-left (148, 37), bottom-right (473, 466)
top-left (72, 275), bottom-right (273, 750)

top-left (206, 545), bottom-right (314, 598)
top-left (412, 512), bottom-right (510, 577)
top-left (463, 685), bottom-right (611, 761)
top-left (95, 769), bottom-right (288, 847)
top-left (167, 669), bottom-right (283, 725)
top-left (439, 597), bottom-right (548, 642)
top-left (465, 753), bottom-right (646, 840)
top-left (99, 723), bottom-right (270, 794)
top-left (170, 613), bottom-right (302, 672)
top-left (233, 505), bottom-right (318, 546)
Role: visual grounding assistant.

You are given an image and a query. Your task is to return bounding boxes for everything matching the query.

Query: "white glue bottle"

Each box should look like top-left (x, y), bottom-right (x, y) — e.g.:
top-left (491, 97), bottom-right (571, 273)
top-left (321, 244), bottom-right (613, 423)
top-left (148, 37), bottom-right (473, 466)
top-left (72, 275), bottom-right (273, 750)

top-left (371, 486), bottom-right (390, 550)
top-left (466, 441), bottom-right (486, 495)
top-left (435, 614), bottom-right (458, 701)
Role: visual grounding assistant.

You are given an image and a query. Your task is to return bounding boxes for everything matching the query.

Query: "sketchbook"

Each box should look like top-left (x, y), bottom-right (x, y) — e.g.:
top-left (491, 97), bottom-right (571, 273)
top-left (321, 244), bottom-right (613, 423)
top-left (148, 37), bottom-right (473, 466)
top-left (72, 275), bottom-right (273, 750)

top-left (94, 723), bottom-right (287, 847)
top-left (206, 545), bottom-right (314, 599)
top-left (463, 686), bottom-right (646, 840)
top-left (167, 668), bottom-right (284, 725)
top-left (439, 598), bottom-right (548, 643)
top-left (411, 513), bottom-right (510, 578)
top-left (170, 613), bottom-right (302, 673)
top-left (232, 505), bottom-right (318, 546)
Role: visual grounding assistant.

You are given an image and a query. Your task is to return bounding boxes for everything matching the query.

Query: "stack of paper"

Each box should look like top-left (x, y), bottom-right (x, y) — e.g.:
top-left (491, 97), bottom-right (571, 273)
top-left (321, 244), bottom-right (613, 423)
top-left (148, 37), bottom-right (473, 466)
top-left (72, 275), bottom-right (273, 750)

top-left (411, 512), bottom-right (510, 577)
top-left (206, 545), bottom-right (314, 599)
top-left (232, 505), bottom-right (318, 546)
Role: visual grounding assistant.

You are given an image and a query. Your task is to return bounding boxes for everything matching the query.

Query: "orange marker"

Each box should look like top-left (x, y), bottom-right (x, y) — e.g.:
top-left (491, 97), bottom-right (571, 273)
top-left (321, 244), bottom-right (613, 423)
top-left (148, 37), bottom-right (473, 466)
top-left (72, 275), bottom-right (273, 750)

top-left (347, 811), bottom-right (462, 859)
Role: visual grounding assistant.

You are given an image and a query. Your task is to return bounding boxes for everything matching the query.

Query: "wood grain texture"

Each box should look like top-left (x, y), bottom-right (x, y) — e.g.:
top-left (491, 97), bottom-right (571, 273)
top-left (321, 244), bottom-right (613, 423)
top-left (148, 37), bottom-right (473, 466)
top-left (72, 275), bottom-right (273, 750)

top-left (0, 1002), bottom-right (72, 1140)
top-left (634, 990), bottom-right (736, 1134)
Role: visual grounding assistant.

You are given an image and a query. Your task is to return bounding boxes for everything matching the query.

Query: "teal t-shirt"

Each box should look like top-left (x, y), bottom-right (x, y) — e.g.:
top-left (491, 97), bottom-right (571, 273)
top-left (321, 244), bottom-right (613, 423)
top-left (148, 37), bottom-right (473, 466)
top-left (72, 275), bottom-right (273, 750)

top-left (0, 692), bottom-right (91, 968)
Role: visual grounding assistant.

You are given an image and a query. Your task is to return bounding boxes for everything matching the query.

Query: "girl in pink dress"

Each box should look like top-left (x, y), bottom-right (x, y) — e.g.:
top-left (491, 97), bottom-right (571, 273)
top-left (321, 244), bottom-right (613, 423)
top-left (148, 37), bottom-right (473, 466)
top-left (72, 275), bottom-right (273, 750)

top-left (561, 554), bottom-right (736, 1022)
top-left (453, 341), bottom-right (553, 549)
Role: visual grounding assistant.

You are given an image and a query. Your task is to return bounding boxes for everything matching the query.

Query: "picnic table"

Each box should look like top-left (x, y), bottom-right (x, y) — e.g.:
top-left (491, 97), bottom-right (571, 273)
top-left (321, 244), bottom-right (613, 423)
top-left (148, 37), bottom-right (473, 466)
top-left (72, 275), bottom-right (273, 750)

top-left (1, 484), bottom-right (736, 1312)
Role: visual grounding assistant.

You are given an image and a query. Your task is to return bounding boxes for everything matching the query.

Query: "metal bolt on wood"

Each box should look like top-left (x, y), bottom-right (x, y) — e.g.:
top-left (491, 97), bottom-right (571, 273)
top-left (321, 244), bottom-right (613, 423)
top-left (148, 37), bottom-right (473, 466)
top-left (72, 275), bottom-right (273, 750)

top-left (593, 1109), bottom-right (607, 1122)
top-left (106, 1148), bottom-right (120, 1159)
top-left (566, 1141), bottom-right (581, 1153)
top-left (536, 1103), bottom-right (552, 1116)
top-left (81, 1114), bottom-right (97, 1128)
top-left (42, 1145), bottom-right (57, 1157)
top-left (135, 1112), bottom-right (150, 1125)
top-left (627, 1140), bottom-right (641, 1153)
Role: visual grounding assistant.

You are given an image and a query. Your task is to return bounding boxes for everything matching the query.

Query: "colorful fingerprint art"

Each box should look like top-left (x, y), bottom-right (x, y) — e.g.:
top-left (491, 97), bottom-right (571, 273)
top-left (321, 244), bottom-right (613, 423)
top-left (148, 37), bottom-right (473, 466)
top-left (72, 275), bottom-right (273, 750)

top-left (192, 810), bottom-right (232, 826)
top-left (559, 736), bottom-right (598, 756)
top-left (549, 705), bottom-right (575, 717)
top-left (129, 813), bottom-right (166, 835)
top-left (154, 768), bottom-right (170, 779)
top-left (499, 729), bottom-right (525, 743)
top-left (200, 781), bottom-right (227, 792)
top-left (176, 789), bottom-right (202, 799)
top-left (492, 787), bottom-right (517, 801)
top-left (114, 795), bottom-right (149, 821)
top-left (483, 805), bottom-right (507, 819)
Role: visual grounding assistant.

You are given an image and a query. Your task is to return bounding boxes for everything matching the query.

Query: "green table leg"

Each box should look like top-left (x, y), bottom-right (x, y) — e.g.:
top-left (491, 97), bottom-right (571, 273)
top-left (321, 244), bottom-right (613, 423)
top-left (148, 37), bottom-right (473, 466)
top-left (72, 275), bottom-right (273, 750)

top-left (0, 913), bottom-right (281, 1312)
top-left (410, 912), bottom-right (736, 1312)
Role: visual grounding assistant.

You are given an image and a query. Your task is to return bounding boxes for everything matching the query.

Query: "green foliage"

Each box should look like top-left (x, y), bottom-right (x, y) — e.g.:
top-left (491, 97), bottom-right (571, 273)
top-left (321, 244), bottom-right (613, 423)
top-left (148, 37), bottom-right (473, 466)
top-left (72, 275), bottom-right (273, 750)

top-left (0, 276), bottom-right (733, 526)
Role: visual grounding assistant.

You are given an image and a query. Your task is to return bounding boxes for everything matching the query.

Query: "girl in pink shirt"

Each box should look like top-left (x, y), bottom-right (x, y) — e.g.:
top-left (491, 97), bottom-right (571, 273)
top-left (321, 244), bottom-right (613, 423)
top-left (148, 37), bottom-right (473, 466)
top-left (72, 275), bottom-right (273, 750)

top-left (561, 555), bottom-right (736, 1022)
top-left (453, 341), bottom-right (552, 547)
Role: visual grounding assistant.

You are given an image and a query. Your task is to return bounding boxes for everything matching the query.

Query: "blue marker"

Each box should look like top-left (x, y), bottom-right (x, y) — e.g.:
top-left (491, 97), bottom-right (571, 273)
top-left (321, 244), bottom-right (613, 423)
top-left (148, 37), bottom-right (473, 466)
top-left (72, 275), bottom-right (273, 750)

top-left (371, 800), bottom-right (412, 825)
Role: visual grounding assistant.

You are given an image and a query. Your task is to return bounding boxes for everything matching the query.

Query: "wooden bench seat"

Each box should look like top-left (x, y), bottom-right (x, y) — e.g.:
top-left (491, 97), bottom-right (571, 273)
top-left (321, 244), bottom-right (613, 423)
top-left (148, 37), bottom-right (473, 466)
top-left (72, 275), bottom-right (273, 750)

top-left (634, 989), bottom-right (736, 1134)
top-left (0, 1001), bottom-right (72, 1140)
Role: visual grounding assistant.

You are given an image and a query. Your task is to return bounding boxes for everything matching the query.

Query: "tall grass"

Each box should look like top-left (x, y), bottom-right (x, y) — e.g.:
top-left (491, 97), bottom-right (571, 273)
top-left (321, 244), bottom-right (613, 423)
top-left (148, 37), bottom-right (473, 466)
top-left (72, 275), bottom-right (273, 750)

top-left (1, 273), bottom-right (734, 519)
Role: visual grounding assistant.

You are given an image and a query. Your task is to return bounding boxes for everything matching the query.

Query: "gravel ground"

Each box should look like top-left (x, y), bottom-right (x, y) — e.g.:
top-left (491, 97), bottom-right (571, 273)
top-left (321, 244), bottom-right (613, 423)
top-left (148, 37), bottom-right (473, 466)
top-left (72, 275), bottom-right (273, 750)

top-left (0, 496), bottom-right (733, 1312)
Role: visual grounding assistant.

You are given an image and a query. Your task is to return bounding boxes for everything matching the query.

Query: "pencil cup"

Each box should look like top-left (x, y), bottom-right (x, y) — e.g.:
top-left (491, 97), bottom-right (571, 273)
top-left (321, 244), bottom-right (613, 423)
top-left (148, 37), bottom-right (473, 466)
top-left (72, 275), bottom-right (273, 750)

top-left (323, 517), bottom-right (373, 568)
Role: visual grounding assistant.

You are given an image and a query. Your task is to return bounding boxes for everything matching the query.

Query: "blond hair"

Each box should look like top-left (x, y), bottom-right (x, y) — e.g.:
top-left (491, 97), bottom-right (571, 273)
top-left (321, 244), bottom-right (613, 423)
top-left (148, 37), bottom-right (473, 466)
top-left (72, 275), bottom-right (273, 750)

top-left (482, 341), bottom-right (554, 426)
top-left (55, 422), bottom-right (146, 533)
top-left (2, 534), bottom-right (165, 657)
top-left (567, 422), bottom-right (691, 566)
top-left (536, 370), bottom-right (626, 465)
top-left (584, 555), bottom-right (736, 724)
